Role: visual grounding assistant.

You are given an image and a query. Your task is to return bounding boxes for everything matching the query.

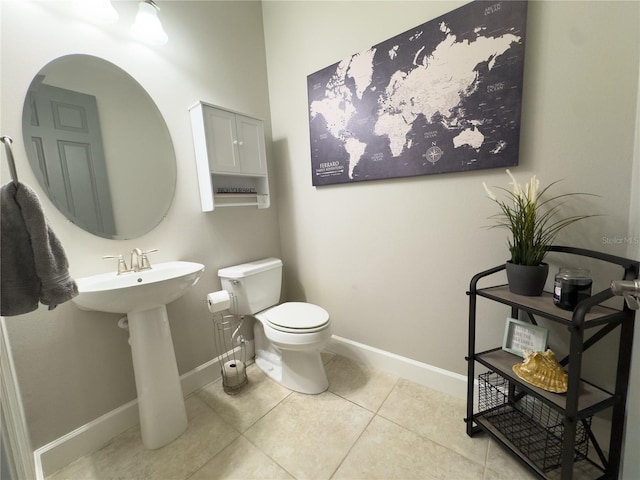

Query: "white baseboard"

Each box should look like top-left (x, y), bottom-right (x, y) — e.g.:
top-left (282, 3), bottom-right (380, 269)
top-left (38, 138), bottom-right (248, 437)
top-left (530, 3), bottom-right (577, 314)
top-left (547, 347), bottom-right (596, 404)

top-left (34, 399), bottom-right (140, 479)
top-left (35, 340), bottom-right (255, 479)
top-left (326, 335), bottom-right (468, 400)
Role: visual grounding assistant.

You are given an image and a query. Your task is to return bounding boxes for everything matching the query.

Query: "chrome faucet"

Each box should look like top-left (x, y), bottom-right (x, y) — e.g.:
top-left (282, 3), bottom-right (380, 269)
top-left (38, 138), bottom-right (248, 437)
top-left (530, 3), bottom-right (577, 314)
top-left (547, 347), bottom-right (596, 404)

top-left (104, 248), bottom-right (157, 274)
top-left (130, 248), bottom-right (143, 272)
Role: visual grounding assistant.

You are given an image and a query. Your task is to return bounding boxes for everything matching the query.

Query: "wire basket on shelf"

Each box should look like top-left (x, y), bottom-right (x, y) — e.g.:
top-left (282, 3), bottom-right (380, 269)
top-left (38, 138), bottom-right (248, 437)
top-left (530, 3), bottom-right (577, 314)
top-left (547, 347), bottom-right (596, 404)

top-left (477, 371), bottom-right (591, 473)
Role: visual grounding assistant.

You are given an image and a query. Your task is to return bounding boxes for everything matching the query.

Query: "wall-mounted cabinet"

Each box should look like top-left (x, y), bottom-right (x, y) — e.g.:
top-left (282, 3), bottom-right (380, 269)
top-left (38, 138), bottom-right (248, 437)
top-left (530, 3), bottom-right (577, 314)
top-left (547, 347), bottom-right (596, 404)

top-left (189, 101), bottom-right (269, 211)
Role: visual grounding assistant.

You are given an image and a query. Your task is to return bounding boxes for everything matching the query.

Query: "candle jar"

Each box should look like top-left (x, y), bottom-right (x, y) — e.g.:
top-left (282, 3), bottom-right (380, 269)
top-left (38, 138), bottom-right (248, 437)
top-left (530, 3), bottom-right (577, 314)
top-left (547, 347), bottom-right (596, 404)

top-left (553, 268), bottom-right (592, 311)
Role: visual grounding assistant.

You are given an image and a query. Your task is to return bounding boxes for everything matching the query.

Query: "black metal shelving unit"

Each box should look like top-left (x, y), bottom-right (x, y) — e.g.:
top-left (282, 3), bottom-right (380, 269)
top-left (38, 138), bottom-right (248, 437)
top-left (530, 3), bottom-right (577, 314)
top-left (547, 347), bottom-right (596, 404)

top-left (465, 246), bottom-right (639, 480)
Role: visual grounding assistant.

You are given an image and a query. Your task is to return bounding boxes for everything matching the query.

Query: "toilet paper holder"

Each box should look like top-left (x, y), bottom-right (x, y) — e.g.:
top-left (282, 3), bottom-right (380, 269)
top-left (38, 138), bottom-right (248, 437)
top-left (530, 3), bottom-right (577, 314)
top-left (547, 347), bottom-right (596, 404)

top-left (211, 307), bottom-right (248, 394)
top-left (207, 289), bottom-right (234, 314)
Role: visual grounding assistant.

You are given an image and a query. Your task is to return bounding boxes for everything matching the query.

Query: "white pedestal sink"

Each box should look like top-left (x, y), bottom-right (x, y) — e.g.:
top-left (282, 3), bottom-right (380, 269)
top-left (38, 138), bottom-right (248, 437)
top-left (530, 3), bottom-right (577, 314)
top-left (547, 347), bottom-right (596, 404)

top-left (73, 261), bottom-right (205, 449)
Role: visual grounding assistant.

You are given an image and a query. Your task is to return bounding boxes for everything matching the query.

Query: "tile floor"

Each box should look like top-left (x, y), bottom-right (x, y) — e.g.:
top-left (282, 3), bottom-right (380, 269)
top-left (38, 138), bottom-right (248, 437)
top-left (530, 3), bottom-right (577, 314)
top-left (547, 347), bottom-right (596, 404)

top-left (47, 354), bottom-right (545, 480)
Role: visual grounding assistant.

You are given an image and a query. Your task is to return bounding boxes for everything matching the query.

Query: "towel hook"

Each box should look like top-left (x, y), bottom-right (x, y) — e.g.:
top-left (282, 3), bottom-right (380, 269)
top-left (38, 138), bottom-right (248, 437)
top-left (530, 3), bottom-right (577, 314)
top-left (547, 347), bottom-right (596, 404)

top-left (1, 135), bottom-right (19, 185)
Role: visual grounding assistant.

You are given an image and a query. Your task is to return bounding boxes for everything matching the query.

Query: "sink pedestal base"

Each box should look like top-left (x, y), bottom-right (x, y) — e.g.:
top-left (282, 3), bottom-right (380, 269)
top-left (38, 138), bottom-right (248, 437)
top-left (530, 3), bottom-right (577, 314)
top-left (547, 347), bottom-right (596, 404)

top-left (128, 305), bottom-right (187, 449)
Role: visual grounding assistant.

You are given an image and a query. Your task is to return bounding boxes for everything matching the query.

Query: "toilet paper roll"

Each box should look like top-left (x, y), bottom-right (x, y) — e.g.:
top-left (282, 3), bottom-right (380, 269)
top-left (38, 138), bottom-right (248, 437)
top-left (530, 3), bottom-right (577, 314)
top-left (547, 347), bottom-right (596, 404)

top-left (207, 290), bottom-right (231, 313)
top-left (222, 360), bottom-right (246, 387)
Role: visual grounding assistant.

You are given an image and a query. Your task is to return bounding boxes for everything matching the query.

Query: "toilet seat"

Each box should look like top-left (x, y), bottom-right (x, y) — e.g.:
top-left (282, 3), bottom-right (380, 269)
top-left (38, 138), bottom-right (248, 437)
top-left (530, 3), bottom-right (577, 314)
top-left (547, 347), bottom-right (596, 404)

top-left (259, 302), bottom-right (330, 333)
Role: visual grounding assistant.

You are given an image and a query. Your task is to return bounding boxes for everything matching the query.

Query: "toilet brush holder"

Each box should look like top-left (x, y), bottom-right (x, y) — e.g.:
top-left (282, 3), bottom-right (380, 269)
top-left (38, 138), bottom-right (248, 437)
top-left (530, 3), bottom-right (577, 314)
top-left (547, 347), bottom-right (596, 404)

top-left (212, 312), bottom-right (248, 394)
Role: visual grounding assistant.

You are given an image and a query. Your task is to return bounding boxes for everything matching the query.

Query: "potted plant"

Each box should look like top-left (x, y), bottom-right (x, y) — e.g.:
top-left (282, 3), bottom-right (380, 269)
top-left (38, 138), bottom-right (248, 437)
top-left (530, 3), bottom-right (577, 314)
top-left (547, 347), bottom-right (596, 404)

top-left (483, 170), bottom-right (596, 296)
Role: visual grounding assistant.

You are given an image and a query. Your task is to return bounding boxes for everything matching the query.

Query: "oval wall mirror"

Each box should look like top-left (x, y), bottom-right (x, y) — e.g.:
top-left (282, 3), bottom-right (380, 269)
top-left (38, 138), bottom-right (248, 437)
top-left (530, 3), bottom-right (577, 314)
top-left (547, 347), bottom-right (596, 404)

top-left (22, 54), bottom-right (177, 240)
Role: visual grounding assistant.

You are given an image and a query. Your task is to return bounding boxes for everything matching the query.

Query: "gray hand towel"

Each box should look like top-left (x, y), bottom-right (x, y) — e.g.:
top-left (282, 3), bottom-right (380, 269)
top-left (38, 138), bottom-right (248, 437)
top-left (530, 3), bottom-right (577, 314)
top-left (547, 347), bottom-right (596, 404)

top-left (1, 181), bottom-right (78, 316)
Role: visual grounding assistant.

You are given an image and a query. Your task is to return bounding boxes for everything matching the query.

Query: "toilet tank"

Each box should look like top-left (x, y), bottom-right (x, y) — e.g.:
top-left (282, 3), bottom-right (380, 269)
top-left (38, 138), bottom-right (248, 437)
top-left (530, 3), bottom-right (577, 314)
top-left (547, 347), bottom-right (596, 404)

top-left (217, 258), bottom-right (283, 315)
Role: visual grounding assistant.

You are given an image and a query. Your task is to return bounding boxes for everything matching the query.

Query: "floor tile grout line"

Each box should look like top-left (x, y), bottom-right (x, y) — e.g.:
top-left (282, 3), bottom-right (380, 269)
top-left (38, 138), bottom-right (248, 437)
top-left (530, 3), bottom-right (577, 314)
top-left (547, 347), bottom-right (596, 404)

top-left (209, 357), bottom-right (400, 480)
top-left (374, 379), bottom-right (490, 471)
top-left (185, 395), bottom-right (245, 480)
top-left (187, 378), bottom-right (295, 479)
top-left (327, 379), bottom-right (401, 416)
top-left (238, 432), bottom-right (298, 480)
top-left (191, 387), bottom-right (245, 437)
top-left (327, 389), bottom-right (381, 415)
top-left (327, 408), bottom-right (377, 480)
top-left (185, 374), bottom-right (296, 480)
top-left (327, 377), bottom-right (401, 480)
top-left (48, 353), bottom-right (505, 480)
top-left (239, 388), bottom-right (294, 433)
top-left (193, 374), bottom-right (294, 435)
top-left (375, 376), bottom-right (401, 414)
top-left (374, 407), bottom-right (488, 472)
top-left (230, 377), bottom-right (381, 480)
top-left (184, 434), bottom-right (243, 480)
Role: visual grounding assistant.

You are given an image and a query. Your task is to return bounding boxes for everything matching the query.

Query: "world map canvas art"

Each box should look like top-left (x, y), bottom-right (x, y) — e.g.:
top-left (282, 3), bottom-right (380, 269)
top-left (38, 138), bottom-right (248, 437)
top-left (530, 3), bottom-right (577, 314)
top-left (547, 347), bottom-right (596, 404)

top-left (307, 1), bottom-right (528, 186)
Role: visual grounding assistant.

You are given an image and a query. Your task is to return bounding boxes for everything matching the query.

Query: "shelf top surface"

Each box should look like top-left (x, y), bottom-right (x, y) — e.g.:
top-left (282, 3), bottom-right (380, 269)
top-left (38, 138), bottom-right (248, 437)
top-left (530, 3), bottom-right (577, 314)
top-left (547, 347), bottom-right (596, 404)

top-left (477, 349), bottom-right (612, 414)
top-left (476, 285), bottom-right (622, 324)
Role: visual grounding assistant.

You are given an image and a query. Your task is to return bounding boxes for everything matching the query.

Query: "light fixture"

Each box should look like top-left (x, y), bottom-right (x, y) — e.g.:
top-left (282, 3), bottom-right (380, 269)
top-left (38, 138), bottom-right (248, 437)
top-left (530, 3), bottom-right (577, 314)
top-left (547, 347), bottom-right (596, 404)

top-left (131, 0), bottom-right (168, 46)
top-left (75, 0), bottom-right (119, 24)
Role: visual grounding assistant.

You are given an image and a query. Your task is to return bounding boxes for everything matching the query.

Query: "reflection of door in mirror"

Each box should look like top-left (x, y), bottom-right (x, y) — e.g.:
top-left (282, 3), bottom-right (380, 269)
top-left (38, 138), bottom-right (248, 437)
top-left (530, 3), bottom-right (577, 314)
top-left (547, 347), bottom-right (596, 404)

top-left (24, 83), bottom-right (116, 237)
top-left (22, 55), bottom-right (177, 240)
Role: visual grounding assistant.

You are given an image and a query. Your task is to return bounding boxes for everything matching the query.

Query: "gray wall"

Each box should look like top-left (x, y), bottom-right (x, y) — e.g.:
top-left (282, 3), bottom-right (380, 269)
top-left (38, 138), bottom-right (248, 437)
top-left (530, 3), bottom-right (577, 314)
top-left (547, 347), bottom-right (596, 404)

top-left (261, 0), bottom-right (640, 472)
top-left (1, 1), bottom-right (281, 449)
top-left (263, 0), bottom-right (639, 377)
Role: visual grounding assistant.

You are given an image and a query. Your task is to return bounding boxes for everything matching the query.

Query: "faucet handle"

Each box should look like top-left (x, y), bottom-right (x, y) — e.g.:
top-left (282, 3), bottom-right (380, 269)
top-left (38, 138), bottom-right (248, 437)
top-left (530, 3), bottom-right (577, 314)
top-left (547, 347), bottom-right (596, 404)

top-left (139, 249), bottom-right (158, 270)
top-left (103, 255), bottom-right (128, 275)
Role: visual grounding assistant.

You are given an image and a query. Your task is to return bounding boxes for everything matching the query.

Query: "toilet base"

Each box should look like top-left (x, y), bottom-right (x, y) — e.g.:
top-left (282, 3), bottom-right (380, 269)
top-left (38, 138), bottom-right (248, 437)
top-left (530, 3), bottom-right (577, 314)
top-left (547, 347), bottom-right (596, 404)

top-left (254, 322), bottom-right (329, 394)
top-left (255, 348), bottom-right (328, 394)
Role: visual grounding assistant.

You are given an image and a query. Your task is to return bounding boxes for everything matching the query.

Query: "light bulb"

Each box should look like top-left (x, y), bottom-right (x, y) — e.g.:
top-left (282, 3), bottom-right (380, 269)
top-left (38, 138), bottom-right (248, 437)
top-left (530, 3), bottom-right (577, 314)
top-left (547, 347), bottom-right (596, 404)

top-left (131, 0), bottom-right (168, 46)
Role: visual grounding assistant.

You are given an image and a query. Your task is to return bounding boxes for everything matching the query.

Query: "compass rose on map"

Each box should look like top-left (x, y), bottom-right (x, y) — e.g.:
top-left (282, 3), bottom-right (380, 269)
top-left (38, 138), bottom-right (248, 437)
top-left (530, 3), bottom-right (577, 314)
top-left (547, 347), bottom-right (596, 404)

top-left (425, 146), bottom-right (443, 164)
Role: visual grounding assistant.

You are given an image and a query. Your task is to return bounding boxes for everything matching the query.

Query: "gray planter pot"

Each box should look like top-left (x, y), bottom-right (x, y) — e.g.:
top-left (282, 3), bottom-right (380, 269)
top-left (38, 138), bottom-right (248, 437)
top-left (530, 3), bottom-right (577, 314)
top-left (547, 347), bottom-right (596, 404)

top-left (505, 261), bottom-right (549, 296)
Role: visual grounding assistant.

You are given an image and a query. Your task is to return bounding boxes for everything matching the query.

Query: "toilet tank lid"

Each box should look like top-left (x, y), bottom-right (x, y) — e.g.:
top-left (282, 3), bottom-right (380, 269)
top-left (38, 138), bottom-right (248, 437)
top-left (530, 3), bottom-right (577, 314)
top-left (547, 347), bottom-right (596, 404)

top-left (218, 258), bottom-right (282, 279)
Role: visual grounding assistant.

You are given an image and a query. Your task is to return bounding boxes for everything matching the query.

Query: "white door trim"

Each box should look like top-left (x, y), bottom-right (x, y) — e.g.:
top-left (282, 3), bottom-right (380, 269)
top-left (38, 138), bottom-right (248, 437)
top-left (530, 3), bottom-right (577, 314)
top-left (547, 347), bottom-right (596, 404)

top-left (0, 317), bottom-right (36, 480)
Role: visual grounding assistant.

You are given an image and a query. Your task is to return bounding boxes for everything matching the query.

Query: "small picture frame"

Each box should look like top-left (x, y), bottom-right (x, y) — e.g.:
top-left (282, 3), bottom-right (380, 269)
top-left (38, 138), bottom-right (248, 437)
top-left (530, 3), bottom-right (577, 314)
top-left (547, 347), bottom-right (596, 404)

top-left (502, 318), bottom-right (549, 357)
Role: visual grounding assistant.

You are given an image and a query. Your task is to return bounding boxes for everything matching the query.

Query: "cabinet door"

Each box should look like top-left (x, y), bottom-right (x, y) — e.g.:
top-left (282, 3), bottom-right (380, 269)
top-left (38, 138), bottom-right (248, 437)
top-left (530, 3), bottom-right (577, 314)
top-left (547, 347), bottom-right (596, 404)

top-left (203, 106), bottom-right (241, 173)
top-left (236, 114), bottom-right (267, 175)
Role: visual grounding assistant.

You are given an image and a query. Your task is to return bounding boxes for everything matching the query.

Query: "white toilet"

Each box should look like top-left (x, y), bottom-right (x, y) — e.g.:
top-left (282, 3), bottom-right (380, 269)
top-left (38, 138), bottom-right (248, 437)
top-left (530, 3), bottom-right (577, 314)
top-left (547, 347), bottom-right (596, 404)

top-left (218, 258), bottom-right (331, 394)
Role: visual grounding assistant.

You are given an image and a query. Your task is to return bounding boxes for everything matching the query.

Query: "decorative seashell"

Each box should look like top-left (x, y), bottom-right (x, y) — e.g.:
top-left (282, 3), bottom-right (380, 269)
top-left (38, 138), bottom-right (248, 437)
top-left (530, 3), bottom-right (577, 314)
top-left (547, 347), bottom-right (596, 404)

top-left (512, 349), bottom-right (568, 393)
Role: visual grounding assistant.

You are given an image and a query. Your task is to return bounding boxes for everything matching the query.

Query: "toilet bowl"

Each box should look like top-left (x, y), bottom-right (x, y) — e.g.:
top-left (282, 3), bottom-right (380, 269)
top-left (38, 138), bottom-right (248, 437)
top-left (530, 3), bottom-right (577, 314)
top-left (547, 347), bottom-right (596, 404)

top-left (254, 302), bottom-right (331, 394)
top-left (218, 259), bottom-right (331, 394)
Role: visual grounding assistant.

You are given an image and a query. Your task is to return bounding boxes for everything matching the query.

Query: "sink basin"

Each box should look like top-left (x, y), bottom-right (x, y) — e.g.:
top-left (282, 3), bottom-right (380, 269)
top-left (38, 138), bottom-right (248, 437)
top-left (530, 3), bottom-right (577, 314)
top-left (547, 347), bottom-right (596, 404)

top-left (73, 261), bottom-right (204, 314)
top-left (72, 260), bottom-right (205, 449)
